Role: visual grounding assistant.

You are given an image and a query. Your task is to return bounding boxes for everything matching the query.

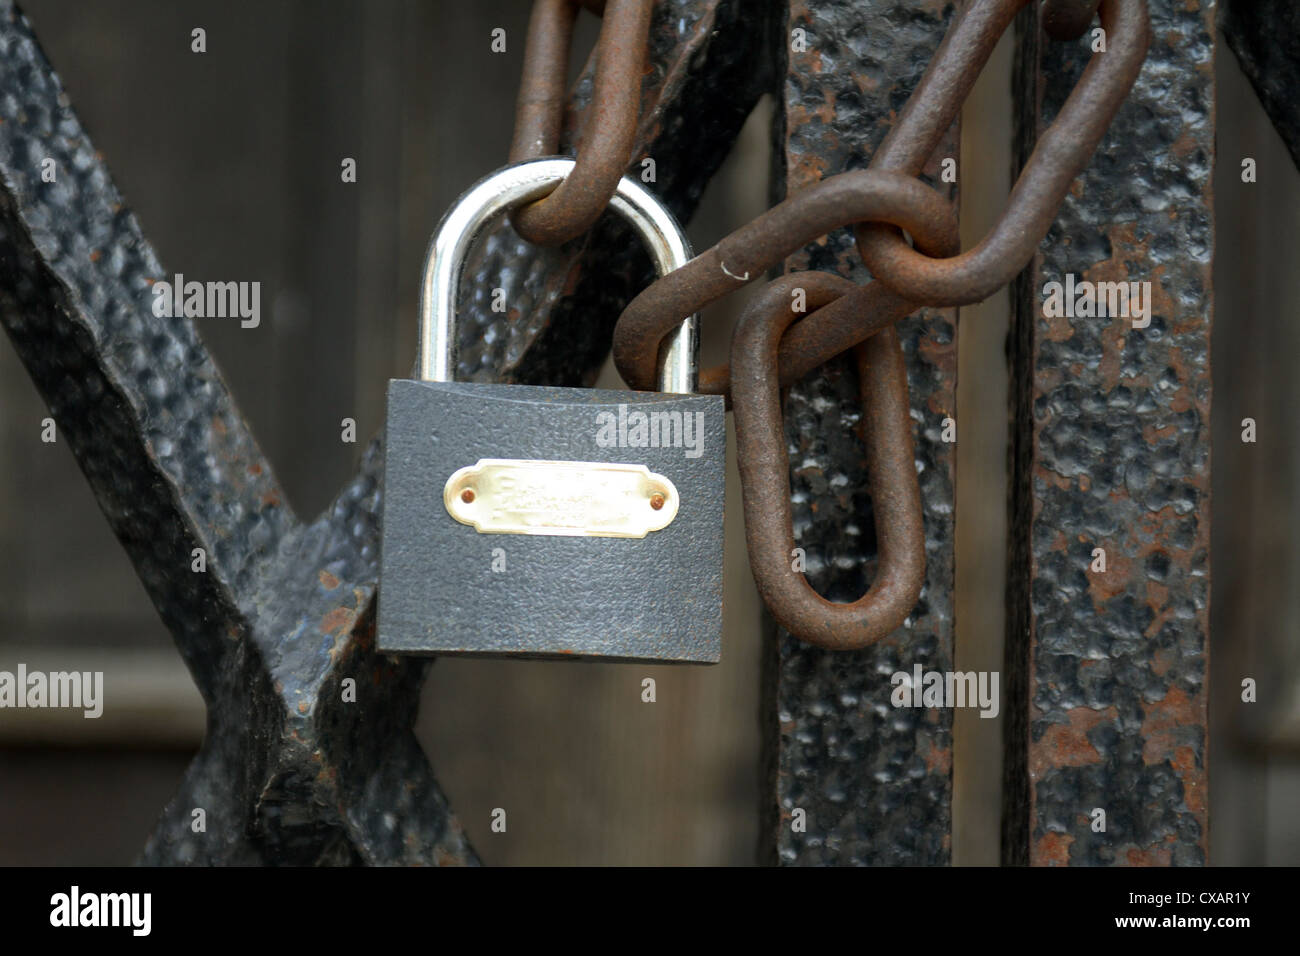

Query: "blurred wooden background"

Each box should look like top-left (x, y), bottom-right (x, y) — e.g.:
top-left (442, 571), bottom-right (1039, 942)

top-left (1, 0), bottom-right (1297, 865)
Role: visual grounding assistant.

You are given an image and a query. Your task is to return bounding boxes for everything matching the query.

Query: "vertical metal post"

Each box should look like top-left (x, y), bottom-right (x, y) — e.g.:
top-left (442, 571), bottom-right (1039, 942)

top-left (767, 0), bottom-right (961, 865)
top-left (1004, 0), bottom-right (1214, 865)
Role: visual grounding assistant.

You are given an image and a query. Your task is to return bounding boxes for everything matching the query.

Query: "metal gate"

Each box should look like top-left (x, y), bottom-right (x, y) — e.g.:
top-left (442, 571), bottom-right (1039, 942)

top-left (2, 0), bottom-right (1285, 865)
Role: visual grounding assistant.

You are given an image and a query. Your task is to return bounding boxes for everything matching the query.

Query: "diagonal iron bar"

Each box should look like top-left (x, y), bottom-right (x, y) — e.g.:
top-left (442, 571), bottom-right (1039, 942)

top-left (0, 0), bottom-right (470, 866)
top-left (1220, 0), bottom-right (1300, 173)
top-left (0, 0), bottom-right (763, 864)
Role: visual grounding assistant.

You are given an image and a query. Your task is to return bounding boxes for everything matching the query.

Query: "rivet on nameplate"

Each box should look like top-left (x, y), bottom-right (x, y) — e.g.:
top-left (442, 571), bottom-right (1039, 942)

top-left (443, 458), bottom-right (680, 538)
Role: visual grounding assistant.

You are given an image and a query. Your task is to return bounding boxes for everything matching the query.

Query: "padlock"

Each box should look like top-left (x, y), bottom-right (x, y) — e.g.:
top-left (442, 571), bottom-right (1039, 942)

top-left (377, 158), bottom-right (725, 663)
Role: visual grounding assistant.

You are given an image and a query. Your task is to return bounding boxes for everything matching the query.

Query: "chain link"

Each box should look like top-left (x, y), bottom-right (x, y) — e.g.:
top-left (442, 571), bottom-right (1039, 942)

top-left (732, 273), bottom-right (925, 650)
top-left (509, 0), bottom-right (651, 246)
top-left (857, 0), bottom-right (1149, 307)
top-left (612, 169), bottom-right (960, 396)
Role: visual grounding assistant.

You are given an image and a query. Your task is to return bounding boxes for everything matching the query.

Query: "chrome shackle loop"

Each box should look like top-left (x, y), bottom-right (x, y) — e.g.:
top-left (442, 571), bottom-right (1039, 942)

top-left (418, 157), bottom-right (698, 394)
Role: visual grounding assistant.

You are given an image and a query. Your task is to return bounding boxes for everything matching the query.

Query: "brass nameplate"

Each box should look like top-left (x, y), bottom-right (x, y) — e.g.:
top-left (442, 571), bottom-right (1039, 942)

top-left (444, 459), bottom-right (679, 538)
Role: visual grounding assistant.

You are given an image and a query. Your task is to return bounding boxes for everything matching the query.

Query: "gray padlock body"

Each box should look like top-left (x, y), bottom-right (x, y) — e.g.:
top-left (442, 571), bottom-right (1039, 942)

top-left (378, 379), bottom-right (725, 662)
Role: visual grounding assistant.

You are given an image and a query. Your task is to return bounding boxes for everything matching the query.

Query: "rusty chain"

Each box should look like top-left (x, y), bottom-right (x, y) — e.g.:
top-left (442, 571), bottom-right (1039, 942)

top-left (854, 0), bottom-right (1148, 308)
top-left (612, 0), bottom-right (1151, 392)
top-left (732, 273), bottom-right (926, 648)
top-left (508, 0), bottom-right (651, 245)
top-left (508, 0), bottom-right (1150, 649)
top-left (613, 169), bottom-right (961, 398)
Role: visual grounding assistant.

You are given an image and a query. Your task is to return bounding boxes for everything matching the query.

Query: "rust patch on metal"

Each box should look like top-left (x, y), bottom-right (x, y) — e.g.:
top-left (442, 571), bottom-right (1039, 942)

top-left (320, 605), bottom-right (357, 637)
top-left (1036, 831), bottom-right (1074, 866)
top-left (1005, 0), bottom-right (1213, 867)
top-left (1029, 706), bottom-right (1114, 777)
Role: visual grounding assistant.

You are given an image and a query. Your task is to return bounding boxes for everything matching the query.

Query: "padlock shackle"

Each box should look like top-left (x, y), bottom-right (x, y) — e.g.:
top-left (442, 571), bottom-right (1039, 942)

top-left (418, 158), bottom-right (698, 394)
